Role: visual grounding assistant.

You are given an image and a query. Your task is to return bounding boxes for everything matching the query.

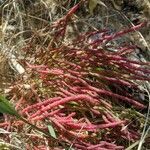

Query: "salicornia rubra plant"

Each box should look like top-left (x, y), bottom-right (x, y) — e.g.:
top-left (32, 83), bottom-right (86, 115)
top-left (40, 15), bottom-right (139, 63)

top-left (0, 1), bottom-right (149, 149)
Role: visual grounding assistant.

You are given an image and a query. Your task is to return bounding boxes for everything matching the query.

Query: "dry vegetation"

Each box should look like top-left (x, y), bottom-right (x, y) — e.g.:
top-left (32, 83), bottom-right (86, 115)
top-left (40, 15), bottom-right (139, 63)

top-left (0, 0), bottom-right (150, 150)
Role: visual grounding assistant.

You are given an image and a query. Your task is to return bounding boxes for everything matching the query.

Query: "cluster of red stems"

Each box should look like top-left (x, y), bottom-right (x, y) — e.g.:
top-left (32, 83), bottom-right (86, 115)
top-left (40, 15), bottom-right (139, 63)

top-left (0, 1), bottom-right (150, 150)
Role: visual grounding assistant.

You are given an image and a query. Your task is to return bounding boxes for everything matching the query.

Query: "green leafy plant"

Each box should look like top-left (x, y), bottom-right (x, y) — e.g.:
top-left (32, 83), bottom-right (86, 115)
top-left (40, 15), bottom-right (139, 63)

top-left (0, 95), bottom-right (19, 117)
top-left (48, 124), bottom-right (57, 139)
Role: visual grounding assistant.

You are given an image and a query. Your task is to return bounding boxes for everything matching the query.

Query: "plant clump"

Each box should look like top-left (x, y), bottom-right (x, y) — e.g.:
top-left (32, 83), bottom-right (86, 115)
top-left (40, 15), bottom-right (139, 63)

top-left (0, 1), bottom-right (149, 149)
